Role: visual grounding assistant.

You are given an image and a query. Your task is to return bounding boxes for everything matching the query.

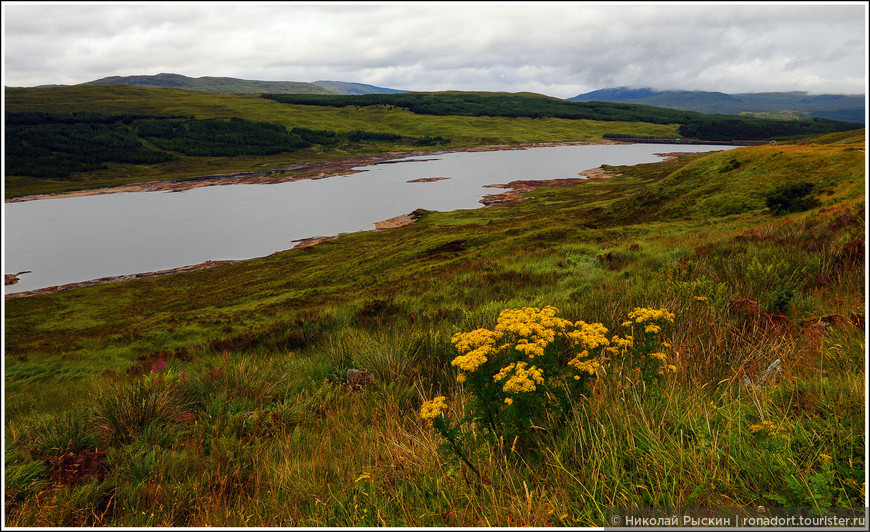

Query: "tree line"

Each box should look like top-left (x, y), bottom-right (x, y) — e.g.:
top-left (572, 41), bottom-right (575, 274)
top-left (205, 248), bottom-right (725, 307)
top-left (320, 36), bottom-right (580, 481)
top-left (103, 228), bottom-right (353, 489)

top-left (6, 116), bottom-right (175, 179)
top-left (262, 92), bottom-right (861, 141)
top-left (5, 112), bottom-right (449, 179)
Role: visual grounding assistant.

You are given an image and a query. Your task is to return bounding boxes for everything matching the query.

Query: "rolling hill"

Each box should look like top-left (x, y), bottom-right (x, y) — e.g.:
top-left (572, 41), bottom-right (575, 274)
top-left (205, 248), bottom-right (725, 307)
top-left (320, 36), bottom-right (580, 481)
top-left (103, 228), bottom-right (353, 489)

top-left (80, 73), bottom-right (406, 95)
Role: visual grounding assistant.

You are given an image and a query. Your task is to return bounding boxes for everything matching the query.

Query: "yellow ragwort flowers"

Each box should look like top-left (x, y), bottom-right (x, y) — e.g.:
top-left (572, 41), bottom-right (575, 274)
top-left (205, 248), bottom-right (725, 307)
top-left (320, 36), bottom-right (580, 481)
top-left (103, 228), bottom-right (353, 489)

top-left (568, 356), bottom-right (601, 376)
top-left (606, 334), bottom-right (634, 356)
top-left (451, 328), bottom-right (499, 380)
top-left (566, 320), bottom-right (610, 351)
top-left (451, 305), bottom-right (676, 390)
top-left (494, 361), bottom-right (544, 394)
top-left (451, 306), bottom-right (574, 382)
top-left (627, 307), bottom-right (675, 325)
top-left (420, 396), bottom-right (448, 424)
top-left (494, 306), bottom-right (571, 359)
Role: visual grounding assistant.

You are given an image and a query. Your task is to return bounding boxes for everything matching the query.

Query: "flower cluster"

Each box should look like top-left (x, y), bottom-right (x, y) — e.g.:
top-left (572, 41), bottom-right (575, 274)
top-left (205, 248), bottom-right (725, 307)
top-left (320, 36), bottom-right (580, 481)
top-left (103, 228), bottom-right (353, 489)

top-left (420, 396), bottom-right (448, 424)
top-left (566, 320), bottom-right (610, 351)
top-left (494, 361), bottom-right (545, 395)
top-left (568, 356), bottom-right (601, 377)
top-left (626, 307), bottom-right (676, 325)
top-left (430, 305), bottom-right (679, 458)
top-left (451, 328), bottom-right (499, 377)
top-left (494, 305), bottom-right (572, 358)
top-left (451, 306), bottom-right (573, 383)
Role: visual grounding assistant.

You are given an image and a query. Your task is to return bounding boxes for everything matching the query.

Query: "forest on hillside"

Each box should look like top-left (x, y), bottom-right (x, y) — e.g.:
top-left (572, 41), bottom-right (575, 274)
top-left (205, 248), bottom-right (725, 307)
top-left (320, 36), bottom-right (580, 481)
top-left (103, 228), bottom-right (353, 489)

top-left (4, 112), bottom-right (449, 178)
top-left (262, 92), bottom-right (861, 141)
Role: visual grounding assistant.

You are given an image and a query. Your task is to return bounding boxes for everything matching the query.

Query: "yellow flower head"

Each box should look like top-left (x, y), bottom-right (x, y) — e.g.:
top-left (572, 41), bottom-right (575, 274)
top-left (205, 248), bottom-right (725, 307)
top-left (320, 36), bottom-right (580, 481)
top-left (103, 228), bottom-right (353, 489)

top-left (567, 321), bottom-right (610, 351)
top-left (568, 357), bottom-right (601, 376)
top-left (420, 396), bottom-right (448, 422)
top-left (496, 361), bottom-right (544, 393)
top-left (627, 307), bottom-right (675, 324)
top-left (492, 306), bottom-right (571, 356)
top-left (452, 328), bottom-right (499, 354)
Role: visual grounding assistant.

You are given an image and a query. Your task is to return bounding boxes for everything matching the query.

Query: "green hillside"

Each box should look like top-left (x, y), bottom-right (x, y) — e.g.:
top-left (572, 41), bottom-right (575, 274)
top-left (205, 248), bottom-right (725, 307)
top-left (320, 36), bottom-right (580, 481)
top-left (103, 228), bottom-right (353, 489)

top-left (4, 128), bottom-right (865, 526)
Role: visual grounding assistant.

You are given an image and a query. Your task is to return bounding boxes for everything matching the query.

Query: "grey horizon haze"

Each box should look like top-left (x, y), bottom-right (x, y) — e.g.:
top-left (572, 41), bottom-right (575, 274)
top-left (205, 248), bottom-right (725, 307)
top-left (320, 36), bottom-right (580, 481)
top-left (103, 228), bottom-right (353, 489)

top-left (1, 1), bottom-right (867, 98)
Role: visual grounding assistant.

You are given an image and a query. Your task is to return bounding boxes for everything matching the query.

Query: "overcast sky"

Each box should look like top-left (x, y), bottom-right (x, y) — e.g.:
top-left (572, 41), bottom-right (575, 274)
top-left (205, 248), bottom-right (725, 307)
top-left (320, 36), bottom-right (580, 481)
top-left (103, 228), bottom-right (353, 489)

top-left (2, 1), bottom-right (867, 98)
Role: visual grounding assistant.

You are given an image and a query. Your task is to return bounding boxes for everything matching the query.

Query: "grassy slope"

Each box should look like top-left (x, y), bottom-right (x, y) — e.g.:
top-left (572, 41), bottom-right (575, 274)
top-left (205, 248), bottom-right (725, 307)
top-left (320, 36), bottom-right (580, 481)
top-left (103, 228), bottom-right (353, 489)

top-left (5, 86), bottom-right (679, 197)
top-left (4, 128), bottom-right (865, 526)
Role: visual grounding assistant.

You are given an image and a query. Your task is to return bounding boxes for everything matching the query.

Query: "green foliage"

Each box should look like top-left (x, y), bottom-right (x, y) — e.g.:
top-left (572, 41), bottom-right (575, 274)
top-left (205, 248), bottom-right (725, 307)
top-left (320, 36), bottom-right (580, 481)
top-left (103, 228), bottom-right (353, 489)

top-left (291, 126), bottom-right (341, 145)
top-left (346, 129), bottom-right (403, 143)
top-left (4, 460), bottom-right (48, 502)
top-left (5, 115), bottom-right (175, 178)
top-left (137, 117), bottom-right (310, 156)
top-left (678, 115), bottom-right (858, 141)
top-left (764, 180), bottom-right (821, 214)
top-left (29, 410), bottom-right (102, 456)
top-left (91, 373), bottom-right (195, 445)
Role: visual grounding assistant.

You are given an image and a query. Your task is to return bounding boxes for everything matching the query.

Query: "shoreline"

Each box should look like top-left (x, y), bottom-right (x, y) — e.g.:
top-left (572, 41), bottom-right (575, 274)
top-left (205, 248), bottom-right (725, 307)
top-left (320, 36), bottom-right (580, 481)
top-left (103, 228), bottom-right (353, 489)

top-left (5, 140), bottom-right (623, 203)
top-left (5, 141), bottom-right (684, 298)
top-left (4, 261), bottom-right (242, 298)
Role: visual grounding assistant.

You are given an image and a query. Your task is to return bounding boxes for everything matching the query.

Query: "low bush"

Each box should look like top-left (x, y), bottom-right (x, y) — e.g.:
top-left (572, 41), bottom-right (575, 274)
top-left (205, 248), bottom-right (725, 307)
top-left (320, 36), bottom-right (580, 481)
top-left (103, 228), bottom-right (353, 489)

top-left (764, 181), bottom-right (821, 214)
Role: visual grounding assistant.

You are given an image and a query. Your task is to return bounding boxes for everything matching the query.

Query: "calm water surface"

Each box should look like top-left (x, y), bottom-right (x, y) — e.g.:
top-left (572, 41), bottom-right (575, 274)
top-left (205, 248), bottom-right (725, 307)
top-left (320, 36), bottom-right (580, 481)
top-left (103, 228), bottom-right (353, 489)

top-left (4, 144), bottom-right (735, 293)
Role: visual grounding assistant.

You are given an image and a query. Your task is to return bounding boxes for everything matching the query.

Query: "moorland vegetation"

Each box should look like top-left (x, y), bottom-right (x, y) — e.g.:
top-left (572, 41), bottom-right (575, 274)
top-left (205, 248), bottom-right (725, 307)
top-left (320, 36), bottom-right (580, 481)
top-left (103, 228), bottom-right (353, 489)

top-left (3, 81), bottom-right (865, 527)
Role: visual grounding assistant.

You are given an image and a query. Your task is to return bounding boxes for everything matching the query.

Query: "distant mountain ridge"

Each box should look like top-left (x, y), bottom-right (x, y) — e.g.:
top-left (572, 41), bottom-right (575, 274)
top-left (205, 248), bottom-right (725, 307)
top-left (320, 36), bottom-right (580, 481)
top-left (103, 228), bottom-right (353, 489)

top-left (570, 87), bottom-right (865, 124)
top-left (80, 73), bottom-right (407, 95)
top-left (312, 80), bottom-right (407, 95)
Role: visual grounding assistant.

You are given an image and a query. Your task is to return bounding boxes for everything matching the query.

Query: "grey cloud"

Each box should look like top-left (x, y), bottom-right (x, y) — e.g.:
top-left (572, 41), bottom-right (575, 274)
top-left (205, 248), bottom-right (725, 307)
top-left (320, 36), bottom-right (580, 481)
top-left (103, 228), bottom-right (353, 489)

top-left (2, 2), bottom-right (865, 97)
